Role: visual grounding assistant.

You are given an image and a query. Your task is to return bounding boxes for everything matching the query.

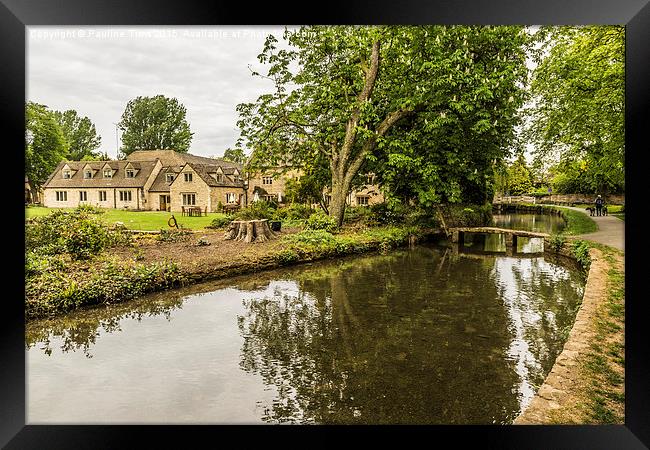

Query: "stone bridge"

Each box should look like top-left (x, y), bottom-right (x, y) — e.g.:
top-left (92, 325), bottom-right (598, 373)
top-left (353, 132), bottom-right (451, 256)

top-left (449, 227), bottom-right (550, 254)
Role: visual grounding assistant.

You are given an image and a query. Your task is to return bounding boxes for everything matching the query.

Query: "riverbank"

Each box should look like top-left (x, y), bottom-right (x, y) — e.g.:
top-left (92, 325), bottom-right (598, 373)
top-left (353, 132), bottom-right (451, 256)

top-left (515, 243), bottom-right (625, 424)
top-left (25, 224), bottom-right (441, 320)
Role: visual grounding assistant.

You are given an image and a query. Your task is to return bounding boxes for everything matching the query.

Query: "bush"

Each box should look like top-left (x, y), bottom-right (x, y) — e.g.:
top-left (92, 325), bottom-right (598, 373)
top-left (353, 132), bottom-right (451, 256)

top-left (158, 228), bottom-right (192, 242)
top-left (74, 204), bottom-right (105, 215)
top-left (207, 215), bottom-right (234, 229)
top-left (370, 203), bottom-right (408, 225)
top-left (26, 210), bottom-right (113, 260)
top-left (439, 203), bottom-right (492, 228)
top-left (572, 240), bottom-right (592, 272)
top-left (305, 211), bottom-right (338, 233)
top-left (344, 206), bottom-right (377, 226)
top-left (281, 203), bottom-right (313, 220)
top-left (235, 201), bottom-right (275, 220)
top-left (283, 230), bottom-right (337, 247)
top-left (548, 233), bottom-right (567, 252)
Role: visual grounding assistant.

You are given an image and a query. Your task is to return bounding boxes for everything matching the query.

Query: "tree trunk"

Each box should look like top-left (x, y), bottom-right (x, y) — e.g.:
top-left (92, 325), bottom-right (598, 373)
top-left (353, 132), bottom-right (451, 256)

top-left (329, 176), bottom-right (350, 228)
top-left (223, 219), bottom-right (276, 243)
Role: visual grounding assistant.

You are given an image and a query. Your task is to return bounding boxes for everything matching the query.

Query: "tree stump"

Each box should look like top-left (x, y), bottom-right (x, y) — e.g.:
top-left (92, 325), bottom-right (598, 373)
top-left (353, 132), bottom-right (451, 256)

top-left (223, 219), bottom-right (277, 243)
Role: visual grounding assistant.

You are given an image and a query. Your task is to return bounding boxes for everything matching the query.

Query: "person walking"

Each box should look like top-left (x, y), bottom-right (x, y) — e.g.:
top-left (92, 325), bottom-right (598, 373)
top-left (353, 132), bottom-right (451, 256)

top-left (595, 194), bottom-right (604, 216)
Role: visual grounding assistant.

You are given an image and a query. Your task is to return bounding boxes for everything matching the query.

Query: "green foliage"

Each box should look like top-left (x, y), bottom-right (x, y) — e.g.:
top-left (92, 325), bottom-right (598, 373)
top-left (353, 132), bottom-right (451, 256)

top-left (548, 233), bottom-right (567, 252)
top-left (305, 211), bottom-right (338, 233)
top-left (572, 240), bottom-right (592, 271)
top-left (25, 102), bottom-right (68, 191)
top-left (158, 228), bottom-right (192, 242)
top-left (344, 206), bottom-right (378, 227)
top-left (222, 147), bottom-right (246, 164)
top-left (235, 201), bottom-right (275, 220)
top-left (528, 26), bottom-right (624, 194)
top-left (25, 209), bottom-right (130, 260)
top-left (52, 109), bottom-right (102, 160)
top-left (25, 259), bottom-right (186, 318)
top-left (118, 95), bottom-right (193, 155)
top-left (369, 202), bottom-right (409, 225)
top-left (207, 215), bottom-right (234, 228)
top-left (496, 155), bottom-right (534, 196)
top-left (236, 26), bottom-right (532, 225)
top-left (74, 204), bottom-right (105, 215)
top-left (283, 230), bottom-right (337, 247)
top-left (284, 203), bottom-right (314, 220)
top-left (438, 203), bottom-right (493, 228)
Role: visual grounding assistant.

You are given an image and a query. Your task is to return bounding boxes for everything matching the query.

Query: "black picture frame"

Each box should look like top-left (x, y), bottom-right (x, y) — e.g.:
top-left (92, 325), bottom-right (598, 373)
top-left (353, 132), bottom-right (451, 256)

top-left (2, 0), bottom-right (648, 448)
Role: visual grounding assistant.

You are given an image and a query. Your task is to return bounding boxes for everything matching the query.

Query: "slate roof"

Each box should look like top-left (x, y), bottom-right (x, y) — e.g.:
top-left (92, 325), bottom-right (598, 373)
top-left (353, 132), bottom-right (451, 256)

top-left (43, 160), bottom-right (159, 189)
top-left (184, 163), bottom-right (245, 188)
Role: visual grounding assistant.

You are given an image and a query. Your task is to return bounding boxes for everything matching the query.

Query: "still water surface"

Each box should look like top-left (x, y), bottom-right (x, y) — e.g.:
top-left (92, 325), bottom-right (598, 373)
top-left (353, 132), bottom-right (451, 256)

top-left (27, 241), bottom-right (584, 424)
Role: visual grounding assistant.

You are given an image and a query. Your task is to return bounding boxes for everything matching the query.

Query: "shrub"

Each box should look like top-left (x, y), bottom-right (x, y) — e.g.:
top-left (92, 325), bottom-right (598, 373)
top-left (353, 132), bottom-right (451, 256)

top-left (283, 230), bottom-right (337, 247)
top-left (74, 204), bottom-right (105, 215)
top-left (548, 233), bottom-right (567, 252)
top-left (26, 210), bottom-right (113, 260)
top-left (572, 240), bottom-right (592, 272)
top-left (305, 211), bottom-right (338, 233)
top-left (282, 203), bottom-right (313, 220)
top-left (344, 206), bottom-right (377, 226)
top-left (439, 203), bottom-right (492, 228)
top-left (158, 228), bottom-right (192, 242)
top-left (207, 215), bottom-right (234, 229)
top-left (235, 201), bottom-right (275, 220)
top-left (370, 203), bottom-right (408, 225)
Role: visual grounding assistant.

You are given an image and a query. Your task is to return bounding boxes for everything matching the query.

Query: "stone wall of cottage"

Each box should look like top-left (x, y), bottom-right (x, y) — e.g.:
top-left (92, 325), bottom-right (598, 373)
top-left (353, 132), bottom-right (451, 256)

top-left (246, 169), bottom-right (301, 204)
top-left (43, 187), bottom-right (145, 209)
top-left (169, 167), bottom-right (212, 213)
top-left (210, 187), bottom-right (246, 211)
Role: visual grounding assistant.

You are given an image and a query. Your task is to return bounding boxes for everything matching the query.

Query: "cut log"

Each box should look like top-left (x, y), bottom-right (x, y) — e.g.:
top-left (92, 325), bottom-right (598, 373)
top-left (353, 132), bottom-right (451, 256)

top-left (244, 221), bottom-right (255, 243)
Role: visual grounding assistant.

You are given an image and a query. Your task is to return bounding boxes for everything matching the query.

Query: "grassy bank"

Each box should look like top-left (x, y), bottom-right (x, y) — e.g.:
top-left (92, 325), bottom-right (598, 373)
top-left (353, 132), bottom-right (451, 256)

top-left (25, 223), bottom-right (437, 320)
top-left (25, 205), bottom-right (228, 231)
top-left (548, 243), bottom-right (625, 424)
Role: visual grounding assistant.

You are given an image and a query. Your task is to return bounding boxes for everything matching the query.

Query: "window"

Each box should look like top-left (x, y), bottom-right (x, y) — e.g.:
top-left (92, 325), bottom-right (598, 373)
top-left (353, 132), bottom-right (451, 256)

top-left (84, 171), bottom-right (92, 179)
top-left (216, 174), bottom-right (223, 182)
top-left (357, 196), bottom-right (369, 206)
top-left (182, 193), bottom-right (196, 205)
top-left (226, 193), bottom-right (238, 203)
top-left (79, 191), bottom-right (87, 202)
top-left (166, 173), bottom-right (175, 183)
top-left (262, 176), bottom-right (273, 185)
top-left (99, 191), bottom-right (107, 202)
top-left (184, 173), bottom-right (193, 182)
top-left (55, 191), bottom-right (67, 202)
top-left (126, 169), bottom-right (135, 178)
top-left (63, 171), bottom-right (71, 179)
top-left (263, 194), bottom-right (277, 202)
top-left (366, 175), bottom-right (374, 185)
top-left (119, 191), bottom-right (132, 202)
top-left (103, 169), bottom-right (112, 178)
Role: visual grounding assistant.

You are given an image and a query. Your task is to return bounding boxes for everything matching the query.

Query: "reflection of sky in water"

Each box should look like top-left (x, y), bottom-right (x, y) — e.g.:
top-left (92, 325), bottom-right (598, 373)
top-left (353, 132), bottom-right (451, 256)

top-left (490, 256), bottom-right (577, 412)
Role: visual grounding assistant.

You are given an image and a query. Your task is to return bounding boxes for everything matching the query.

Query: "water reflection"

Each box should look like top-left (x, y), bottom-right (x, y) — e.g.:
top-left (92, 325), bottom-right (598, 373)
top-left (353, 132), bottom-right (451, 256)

top-left (492, 213), bottom-right (566, 234)
top-left (27, 245), bottom-right (584, 424)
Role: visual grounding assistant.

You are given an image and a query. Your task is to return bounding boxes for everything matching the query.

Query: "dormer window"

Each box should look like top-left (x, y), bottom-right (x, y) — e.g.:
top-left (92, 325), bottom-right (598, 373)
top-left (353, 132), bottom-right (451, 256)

top-left (84, 171), bottom-right (92, 179)
top-left (216, 174), bottom-right (222, 182)
top-left (63, 170), bottom-right (71, 179)
top-left (126, 169), bottom-right (135, 178)
top-left (166, 173), bottom-right (175, 183)
top-left (103, 169), bottom-right (112, 178)
top-left (184, 173), bottom-right (193, 182)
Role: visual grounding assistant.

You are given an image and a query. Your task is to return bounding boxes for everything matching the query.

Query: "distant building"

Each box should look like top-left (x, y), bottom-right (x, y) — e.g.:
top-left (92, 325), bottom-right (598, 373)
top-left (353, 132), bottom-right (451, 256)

top-left (41, 149), bottom-right (385, 212)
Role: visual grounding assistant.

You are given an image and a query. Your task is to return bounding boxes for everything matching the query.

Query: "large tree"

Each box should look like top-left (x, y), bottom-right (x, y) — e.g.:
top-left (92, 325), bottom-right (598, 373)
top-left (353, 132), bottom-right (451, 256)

top-left (25, 102), bottom-right (68, 197)
top-left (223, 147), bottom-right (246, 164)
top-left (527, 26), bottom-right (624, 194)
top-left (117, 95), bottom-right (193, 155)
top-left (52, 109), bottom-right (102, 161)
top-left (236, 26), bottom-right (530, 226)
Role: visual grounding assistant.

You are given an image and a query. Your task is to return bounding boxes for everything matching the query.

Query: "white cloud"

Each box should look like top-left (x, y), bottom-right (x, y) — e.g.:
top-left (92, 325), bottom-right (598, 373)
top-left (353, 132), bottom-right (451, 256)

top-left (27, 26), bottom-right (288, 159)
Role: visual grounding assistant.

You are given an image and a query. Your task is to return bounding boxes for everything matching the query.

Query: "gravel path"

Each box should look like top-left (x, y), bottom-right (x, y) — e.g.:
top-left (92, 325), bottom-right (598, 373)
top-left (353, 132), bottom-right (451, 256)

top-left (559, 205), bottom-right (625, 251)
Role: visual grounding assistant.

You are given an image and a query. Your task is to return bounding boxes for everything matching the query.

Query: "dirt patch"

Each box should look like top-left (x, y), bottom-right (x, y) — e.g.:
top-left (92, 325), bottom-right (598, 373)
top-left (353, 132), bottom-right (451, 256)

top-left (111, 227), bottom-right (301, 274)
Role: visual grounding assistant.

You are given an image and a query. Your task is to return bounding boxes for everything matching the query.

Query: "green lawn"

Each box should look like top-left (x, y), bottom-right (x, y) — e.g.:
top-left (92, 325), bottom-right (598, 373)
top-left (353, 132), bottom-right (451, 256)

top-left (25, 206), bottom-right (228, 231)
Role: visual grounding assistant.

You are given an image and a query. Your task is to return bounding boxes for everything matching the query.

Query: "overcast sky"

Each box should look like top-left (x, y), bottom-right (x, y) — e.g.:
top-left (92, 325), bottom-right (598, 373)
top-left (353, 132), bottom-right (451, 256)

top-left (27, 26), bottom-right (289, 159)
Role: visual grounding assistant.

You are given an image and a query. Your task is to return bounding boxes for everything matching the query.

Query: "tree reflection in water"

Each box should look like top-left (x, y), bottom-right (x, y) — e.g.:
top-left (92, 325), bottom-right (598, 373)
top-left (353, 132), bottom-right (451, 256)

top-left (236, 246), bottom-right (584, 424)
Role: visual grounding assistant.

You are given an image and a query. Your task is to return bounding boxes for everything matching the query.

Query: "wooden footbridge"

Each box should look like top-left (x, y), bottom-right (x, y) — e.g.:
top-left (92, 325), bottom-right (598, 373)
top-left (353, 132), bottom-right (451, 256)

top-left (449, 227), bottom-right (550, 255)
